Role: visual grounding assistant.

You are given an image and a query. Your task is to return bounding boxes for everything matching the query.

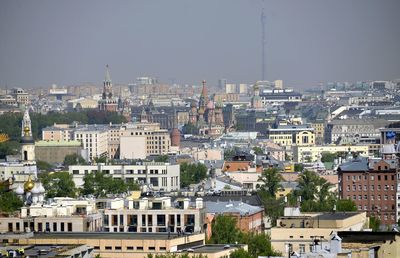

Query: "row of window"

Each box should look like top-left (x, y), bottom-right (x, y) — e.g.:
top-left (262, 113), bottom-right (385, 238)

top-left (94, 245), bottom-right (166, 251)
top-left (345, 184), bottom-right (395, 191)
top-left (347, 194), bottom-right (395, 201)
top-left (345, 174), bottom-right (395, 181)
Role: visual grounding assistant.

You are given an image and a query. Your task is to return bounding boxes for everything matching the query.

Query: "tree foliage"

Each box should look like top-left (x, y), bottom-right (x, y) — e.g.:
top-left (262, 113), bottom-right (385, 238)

top-left (209, 215), bottom-right (281, 257)
top-left (82, 171), bottom-right (139, 197)
top-left (321, 152), bottom-right (336, 163)
top-left (0, 141), bottom-right (20, 159)
top-left (258, 168), bottom-right (283, 197)
top-left (154, 155), bottom-right (169, 163)
top-left (180, 162), bottom-right (208, 188)
top-left (370, 216), bottom-right (381, 232)
top-left (209, 215), bottom-right (240, 244)
top-left (0, 110), bottom-right (127, 141)
top-left (252, 146), bottom-right (264, 155)
top-left (64, 153), bottom-right (87, 167)
top-left (39, 172), bottom-right (77, 198)
top-left (182, 123), bottom-right (198, 135)
top-left (336, 199), bottom-right (357, 212)
top-left (36, 160), bottom-right (53, 172)
top-left (0, 191), bottom-right (23, 213)
top-left (294, 163), bottom-right (304, 172)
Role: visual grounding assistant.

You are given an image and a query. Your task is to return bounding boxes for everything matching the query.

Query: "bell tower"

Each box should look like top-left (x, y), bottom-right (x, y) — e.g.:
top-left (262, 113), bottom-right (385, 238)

top-left (20, 108), bottom-right (35, 163)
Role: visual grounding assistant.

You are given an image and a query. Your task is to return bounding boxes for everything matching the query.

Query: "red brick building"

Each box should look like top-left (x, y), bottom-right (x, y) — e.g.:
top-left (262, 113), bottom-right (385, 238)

top-left (338, 157), bottom-right (398, 225)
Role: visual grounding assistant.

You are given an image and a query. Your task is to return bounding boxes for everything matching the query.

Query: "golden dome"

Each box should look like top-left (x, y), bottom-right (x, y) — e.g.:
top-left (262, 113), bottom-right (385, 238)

top-left (24, 175), bottom-right (35, 192)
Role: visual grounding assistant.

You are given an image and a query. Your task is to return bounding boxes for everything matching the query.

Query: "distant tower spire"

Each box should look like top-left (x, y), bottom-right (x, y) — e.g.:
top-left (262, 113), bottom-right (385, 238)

top-left (261, 5), bottom-right (266, 81)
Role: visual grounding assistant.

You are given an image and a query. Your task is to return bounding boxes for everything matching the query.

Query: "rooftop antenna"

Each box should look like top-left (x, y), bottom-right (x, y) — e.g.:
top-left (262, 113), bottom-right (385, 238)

top-left (261, 1), bottom-right (266, 81)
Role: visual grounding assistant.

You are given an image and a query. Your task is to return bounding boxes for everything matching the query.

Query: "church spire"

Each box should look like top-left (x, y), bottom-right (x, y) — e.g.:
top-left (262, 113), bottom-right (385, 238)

top-left (21, 108), bottom-right (32, 138)
top-left (105, 64), bottom-right (112, 83)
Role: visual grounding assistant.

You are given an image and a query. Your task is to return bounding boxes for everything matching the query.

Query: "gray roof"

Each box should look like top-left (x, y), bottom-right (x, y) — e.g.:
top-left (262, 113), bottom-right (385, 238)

top-left (205, 200), bottom-right (263, 215)
top-left (338, 157), bottom-right (369, 172)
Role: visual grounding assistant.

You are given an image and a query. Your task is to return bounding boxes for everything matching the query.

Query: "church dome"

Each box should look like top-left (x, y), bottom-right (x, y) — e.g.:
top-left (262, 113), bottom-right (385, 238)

top-left (38, 183), bottom-right (46, 194)
top-left (24, 176), bottom-right (35, 192)
top-left (207, 100), bottom-right (215, 109)
top-left (15, 184), bottom-right (24, 195)
top-left (31, 185), bottom-right (40, 194)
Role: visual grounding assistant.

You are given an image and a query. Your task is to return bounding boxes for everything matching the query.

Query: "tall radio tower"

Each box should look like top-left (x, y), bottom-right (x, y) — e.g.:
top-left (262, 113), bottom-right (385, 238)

top-left (261, 5), bottom-right (266, 81)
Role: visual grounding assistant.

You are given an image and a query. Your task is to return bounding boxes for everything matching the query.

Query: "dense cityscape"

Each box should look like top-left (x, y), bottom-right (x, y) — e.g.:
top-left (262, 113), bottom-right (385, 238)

top-left (1, 1), bottom-right (400, 258)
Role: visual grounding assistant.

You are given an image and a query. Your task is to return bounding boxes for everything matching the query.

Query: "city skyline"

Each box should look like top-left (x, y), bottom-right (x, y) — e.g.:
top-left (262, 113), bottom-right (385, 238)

top-left (0, 0), bottom-right (399, 89)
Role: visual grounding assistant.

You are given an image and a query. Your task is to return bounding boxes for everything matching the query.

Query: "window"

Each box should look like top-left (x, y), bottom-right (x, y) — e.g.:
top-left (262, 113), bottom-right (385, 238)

top-left (371, 176), bottom-right (374, 181)
top-left (127, 246), bottom-right (134, 250)
top-left (378, 175), bottom-right (381, 180)
top-left (105, 246), bottom-right (112, 250)
top-left (115, 246), bottom-right (122, 250)
top-left (67, 223), bottom-right (72, 232)
top-left (299, 244), bottom-right (305, 254)
top-left (149, 247), bottom-right (156, 251)
top-left (137, 247), bottom-right (144, 251)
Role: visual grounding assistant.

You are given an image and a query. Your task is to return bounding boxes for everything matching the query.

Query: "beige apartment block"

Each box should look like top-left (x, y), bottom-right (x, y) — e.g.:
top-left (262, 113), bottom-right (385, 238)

top-left (0, 198), bottom-right (102, 233)
top-left (292, 145), bottom-right (369, 163)
top-left (69, 162), bottom-right (180, 191)
top-left (270, 207), bottom-right (368, 255)
top-left (103, 196), bottom-right (205, 234)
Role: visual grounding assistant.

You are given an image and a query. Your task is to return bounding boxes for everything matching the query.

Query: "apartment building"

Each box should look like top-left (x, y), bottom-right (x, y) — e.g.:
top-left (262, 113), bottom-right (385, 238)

top-left (42, 122), bottom-right (171, 160)
top-left (338, 156), bottom-right (398, 224)
top-left (266, 124), bottom-right (315, 148)
top-left (35, 140), bottom-right (83, 163)
top-left (119, 124), bottom-right (171, 159)
top-left (103, 196), bottom-right (205, 234)
top-left (73, 125), bottom-right (109, 160)
top-left (270, 207), bottom-right (368, 255)
top-left (0, 198), bottom-right (102, 233)
top-left (292, 145), bottom-right (369, 163)
top-left (69, 162), bottom-right (180, 191)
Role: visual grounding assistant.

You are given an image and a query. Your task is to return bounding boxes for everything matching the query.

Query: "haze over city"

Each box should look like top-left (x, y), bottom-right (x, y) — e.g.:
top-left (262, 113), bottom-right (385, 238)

top-left (1, 0), bottom-right (400, 88)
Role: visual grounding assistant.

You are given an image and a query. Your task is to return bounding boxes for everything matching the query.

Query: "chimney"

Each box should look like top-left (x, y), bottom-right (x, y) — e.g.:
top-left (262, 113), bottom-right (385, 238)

top-left (196, 198), bottom-right (203, 209)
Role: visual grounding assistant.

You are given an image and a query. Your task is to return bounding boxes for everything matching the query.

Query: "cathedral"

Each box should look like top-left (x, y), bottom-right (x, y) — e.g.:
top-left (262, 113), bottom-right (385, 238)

top-left (189, 80), bottom-right (224, 137)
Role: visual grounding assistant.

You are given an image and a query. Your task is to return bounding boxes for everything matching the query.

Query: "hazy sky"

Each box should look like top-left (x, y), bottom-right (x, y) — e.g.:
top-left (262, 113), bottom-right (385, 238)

top-left (0, 0), bottom-right (399, 89)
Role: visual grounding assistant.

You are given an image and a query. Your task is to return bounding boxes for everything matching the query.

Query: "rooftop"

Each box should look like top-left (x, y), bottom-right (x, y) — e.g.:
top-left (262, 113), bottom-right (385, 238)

top-left (31, 232), bottom-right (199, 240)
top-left (205, 200), bottom-right (263, 216)
top-left (35, 140), bottom-right (81, 147)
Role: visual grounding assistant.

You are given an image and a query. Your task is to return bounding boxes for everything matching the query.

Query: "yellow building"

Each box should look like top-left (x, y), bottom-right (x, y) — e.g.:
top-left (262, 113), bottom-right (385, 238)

top-left (311, 122), bottom-right (325, 144)
top-left (2, 232), bottom-right (245, 258)
top-left (267, 125), bottom-right (315, 148)
top-left (271, 208), bottom-right (369, 255)
top-left (293, 145), bottom-right (369, 163)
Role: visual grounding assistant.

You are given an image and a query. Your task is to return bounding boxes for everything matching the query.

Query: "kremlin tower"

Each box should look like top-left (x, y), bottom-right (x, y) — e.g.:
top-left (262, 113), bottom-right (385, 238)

top-left (98, 65), bottom-right (118, 112)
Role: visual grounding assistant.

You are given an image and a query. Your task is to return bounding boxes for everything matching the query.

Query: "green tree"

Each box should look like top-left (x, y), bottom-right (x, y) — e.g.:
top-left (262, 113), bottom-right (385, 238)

top-left (242, 232), bottom-right (281, 257)
top-left (182, 123), bottom-right (198, 135)
top-left (224, 148), bottom-right (236, 161)
top-left (258, 193), bottom-right (285, 226)
top-left (36, 160), bottom-right (53, 172)
top-left (0, 191), bottom-right (23, 213)
top-left (82, 171), bottom-right (138, 197)
top-left (93, 156), bottom-right (107, 164)
top-left (0, 141), bottom-right (20, 159)
top-left (294, 163), bottom-right (304, 172)
top-left (321, 152), bottom-right (336, 163)
top-left (39, 172), bottom-right (77, 198)
top-left (252, 146), bottom-right (264, 155)
top-left (230, 248), bottom-right (253, 258)
top-left (180, 162), bottom-right (208, 188)
top-left (370, 216), bottom-right (381, 232)
top-left (336, 199), bottom-right (357, 212)
top-left (63, 153), bottom-right (87, 167)
top-left (154, 155), bottom-right (169, 162)
top-left (258, 168), bottom-right (283, 197)
top-left (295, 170), bottom-right (335, 212)
top-left (209, 215), bottom-right (240, 244)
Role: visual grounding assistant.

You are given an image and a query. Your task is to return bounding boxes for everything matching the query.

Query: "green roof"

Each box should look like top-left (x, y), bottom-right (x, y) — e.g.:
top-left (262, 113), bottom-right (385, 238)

top-left (35, 140), bottom-right (81, 147)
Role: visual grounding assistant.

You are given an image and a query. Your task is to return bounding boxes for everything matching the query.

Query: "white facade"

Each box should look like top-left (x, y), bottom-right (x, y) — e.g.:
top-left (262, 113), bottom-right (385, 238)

top-left (73, 128), bottom-right (108, 160)
top-left (69, 162), bottom-right (180, 192)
